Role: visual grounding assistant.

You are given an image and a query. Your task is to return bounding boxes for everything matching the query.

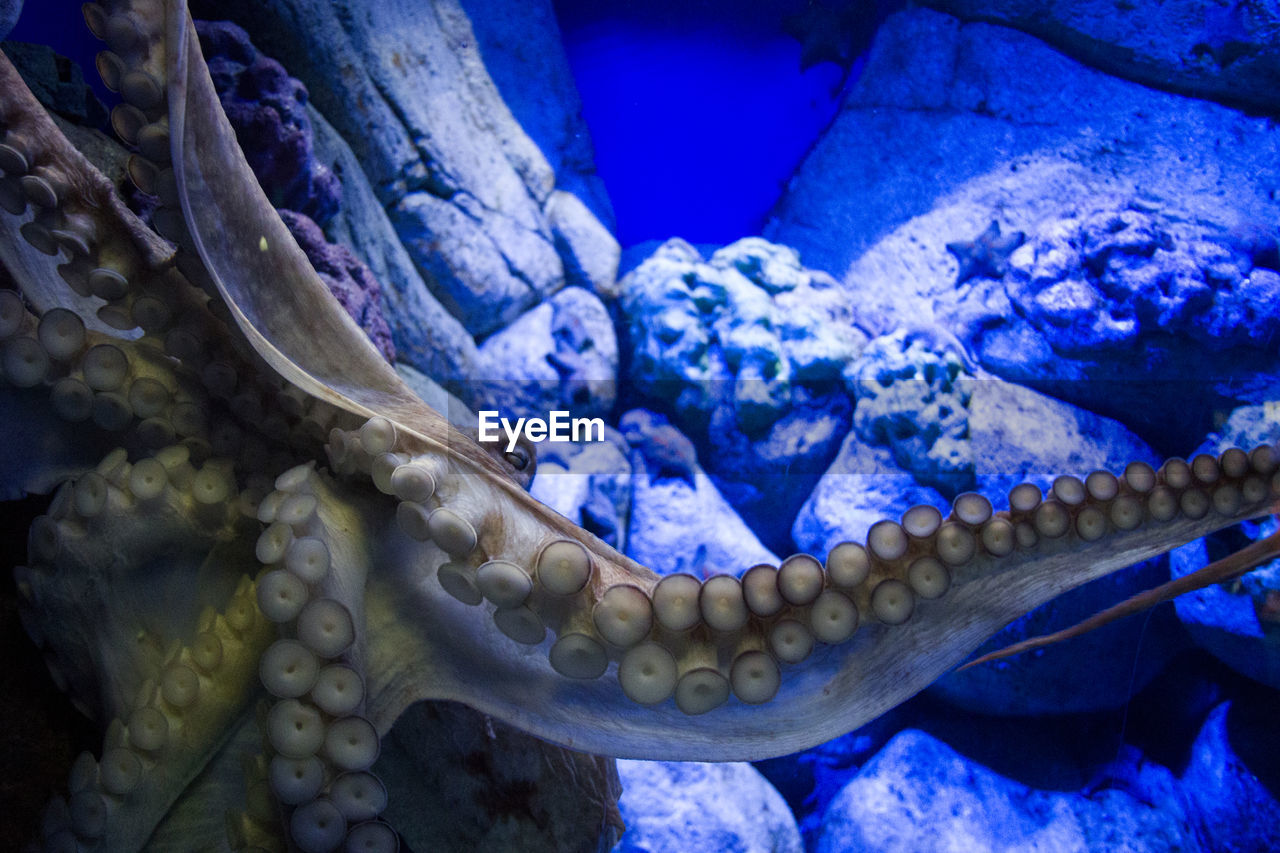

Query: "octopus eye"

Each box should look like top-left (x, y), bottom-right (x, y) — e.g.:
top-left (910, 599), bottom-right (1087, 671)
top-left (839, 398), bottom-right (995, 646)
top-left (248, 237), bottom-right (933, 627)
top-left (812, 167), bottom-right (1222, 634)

top-left (504, 448), bottom-right (531, 471)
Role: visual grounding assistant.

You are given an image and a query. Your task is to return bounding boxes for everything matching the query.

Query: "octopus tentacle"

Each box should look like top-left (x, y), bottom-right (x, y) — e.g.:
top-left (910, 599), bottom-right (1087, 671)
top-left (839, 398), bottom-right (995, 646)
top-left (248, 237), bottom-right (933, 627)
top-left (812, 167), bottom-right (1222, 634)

top-left (354, 436), bottom-right (1280, 760)
top-left (17, 446), bottom-right (272, 852)
top-left (963, 510), bottom-right (1280, 670)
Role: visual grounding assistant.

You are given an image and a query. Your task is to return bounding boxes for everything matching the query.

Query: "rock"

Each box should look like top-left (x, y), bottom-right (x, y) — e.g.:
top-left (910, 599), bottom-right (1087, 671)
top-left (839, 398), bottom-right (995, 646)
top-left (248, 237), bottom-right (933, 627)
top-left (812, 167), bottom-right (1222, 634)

top-left (476, 286), bottom-right (617, 421)
top-left (619, 410), bottom-right (700, 488)
top-left (1180, 700), bottom-right (1280, 852)
top-left (530, 434), bottom-right (631, 551)
top-left (948, 204), bottom-right (1280, 450)
top-left (546, 190), bottom-right (620, 299)
top-left (624, 414), bottom-right (779, 577)
top-left (1169, 405), bottom-right (1280, 689)
top-left (311, 107), bottom-right (480, 389)
top-left (1, 41), bottom-right (106, 126)
top-left (816, 729), bottom-right (1197, 852)
top-left (456, 0), bottom-right (616, 232)
top-left (618, 237), bottom-right (865, 550)
top-left (844, 329), bottom-right (975, 497)
top-left (397, 191), bottom-right (562, 336)
top-left (378, 701), bottom-right (622, 852)
top-left (617, 760), bottom-right (802, 853)
top-left (792, 437), bottom-right (949, 561)
top-left (194, 0), bottom-right (571, 337)
top-left (922, 0), bottom-right (1280, 116)
top-left (768, 9), bottom-right (1280, 279)
top-left (706, 389), bottom-right (853, 552)
top-left (798, 369), bottom-right (1176, 713)
top-left (765, 8), bottom-right (1280, 450)
top-left (0, 0), bottom-right (20, 41)
top-left (195, 20), bottom-right (340, 224)
top-left (278, 210), bottom-right (397, 362)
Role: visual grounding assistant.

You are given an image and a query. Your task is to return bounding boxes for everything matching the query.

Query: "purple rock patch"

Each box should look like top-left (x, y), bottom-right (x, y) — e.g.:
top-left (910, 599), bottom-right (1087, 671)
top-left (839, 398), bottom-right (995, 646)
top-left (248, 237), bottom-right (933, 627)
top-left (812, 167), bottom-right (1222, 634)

top-left (196, 19), bottom-right (341, 224)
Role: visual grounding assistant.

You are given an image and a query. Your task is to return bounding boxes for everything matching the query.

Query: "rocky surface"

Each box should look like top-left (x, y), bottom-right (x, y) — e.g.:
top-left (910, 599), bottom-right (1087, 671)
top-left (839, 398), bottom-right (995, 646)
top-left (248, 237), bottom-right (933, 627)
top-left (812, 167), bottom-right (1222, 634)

top-left (616, 237), bottom-right (864, 549)
top-left (194, 0), bottom-right (617, 338)
top-left (311, 106), bottom-right (481, 389)
top-left (768, 8), bottom-right (1280, 280)
top-left (623, 409), bottom-right (779, 577)
top-left (1171, 404), bottom-right (1280, 689)
top-left (922, 0), bottom-right (1280, 115)
top-left (529, 434), bottom-right (632, 551)
top-left (476, 286), bottom-right (617, 421)
top-left (197, 20), bottom-right (341, 223)
top-left (2, 40), bottom-right (105, 126)
top-left (767, 7), bottom-right (1280, 452)
top-left (457, 0), bottom-right (615, 232)
top-left (0, 0), bottom-right (19, 40)
top-left (815, 729), bottom-right (1198, 852)
top-left (617, 760), bottom-right (803, 853)
top-left (1180, 700), bottom-right (1280, 852)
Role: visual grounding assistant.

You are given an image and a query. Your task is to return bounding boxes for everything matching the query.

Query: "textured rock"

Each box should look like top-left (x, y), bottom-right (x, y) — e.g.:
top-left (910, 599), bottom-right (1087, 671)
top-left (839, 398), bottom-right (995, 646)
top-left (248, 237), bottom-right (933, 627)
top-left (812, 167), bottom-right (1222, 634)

top-left (922, 0), bottom-right (1280, 115)
top-left (624, 414), bottom-right (779, 577)
top-left (618, 237), bottom-right (864, 549)
top-left (457, 0), bottom-right (615, 231)
top-left (196, 20), bottom-right (340, 224)
top-left (617, 760), bottom-right (803, 853)
top-left (945, 204), bottom-right (1280, 450)
top-left (311, 106), bottom-right (480, 388)
top-left (1, 41), bottom-right (105, 126)
top-left (792, 438), bottom-right (949, 561)
top-left (193, 0), bottom-right (574, 337)
top-left (1180, 701), bottom-right (1280, 853)
top-left (279, 210), bottom-right (397, 362)
top-left (766, 7), bottom-right (1280, 450)
top-left (816, 729), bottom-right (1197, 852)
top-left (476, 286), bottom-right (617, 421)
top-left (768, 8), bottom-right (1280, 279)
top-left (798, 368), bottom-right (1175, 713)
top-left (845, 329), bottom-right (975, 497)
top-left (1170, 404), bottom-right (1280, 689)
top-left (530, 434), bottom-right (632, 551)
top-left (547, 189), bottom-right (620, 298)
top-left (378, 701), bottom-right (623, 853)
top-left (0, 0), bottom-right (19, 41)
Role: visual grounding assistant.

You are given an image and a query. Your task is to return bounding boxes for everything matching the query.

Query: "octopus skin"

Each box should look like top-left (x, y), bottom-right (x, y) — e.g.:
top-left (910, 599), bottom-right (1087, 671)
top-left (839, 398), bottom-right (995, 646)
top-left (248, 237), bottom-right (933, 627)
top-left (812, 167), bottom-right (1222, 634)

top-left (0, 1), bottom-right (1278, 850)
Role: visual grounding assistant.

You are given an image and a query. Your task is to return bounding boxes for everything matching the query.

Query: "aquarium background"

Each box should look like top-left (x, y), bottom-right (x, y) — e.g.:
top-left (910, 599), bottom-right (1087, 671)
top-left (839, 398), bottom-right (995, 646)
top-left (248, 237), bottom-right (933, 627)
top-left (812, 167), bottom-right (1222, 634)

top-left (2, 0), bottom-right (1280, 850)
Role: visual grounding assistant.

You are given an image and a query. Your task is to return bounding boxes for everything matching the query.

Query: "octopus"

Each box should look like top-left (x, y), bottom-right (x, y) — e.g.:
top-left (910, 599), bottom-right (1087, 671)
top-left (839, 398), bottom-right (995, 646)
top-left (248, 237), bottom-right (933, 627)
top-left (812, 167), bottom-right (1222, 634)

top-left (0, 1), bottom-right (1278, 851)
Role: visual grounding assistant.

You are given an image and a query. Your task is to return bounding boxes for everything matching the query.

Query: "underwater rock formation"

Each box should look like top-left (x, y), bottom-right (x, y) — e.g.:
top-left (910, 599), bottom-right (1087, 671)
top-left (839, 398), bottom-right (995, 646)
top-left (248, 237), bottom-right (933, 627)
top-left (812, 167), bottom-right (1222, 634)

top-left (769, 6), bottom-right (1280, 450)
top-left (196, 20), bottom-right (340, 224)
top-left (617, 759), bottom-right (803, 852)
top-left (194, 0), bottom-right (616, 338)
top-left (477, 284), bottom-right (617, 421)
top-left (616, 237), bottom-right (862, 550)
top-left (922, 0), bottom-right (1280, 113)
top-left (816, 728), bottom-right (1197, 852)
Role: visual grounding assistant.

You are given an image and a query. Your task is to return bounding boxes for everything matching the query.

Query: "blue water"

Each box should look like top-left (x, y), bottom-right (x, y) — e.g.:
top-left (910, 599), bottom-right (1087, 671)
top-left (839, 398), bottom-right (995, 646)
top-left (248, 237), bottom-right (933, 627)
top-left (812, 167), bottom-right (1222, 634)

top-left (553, 0), bottom-right (858, 247)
